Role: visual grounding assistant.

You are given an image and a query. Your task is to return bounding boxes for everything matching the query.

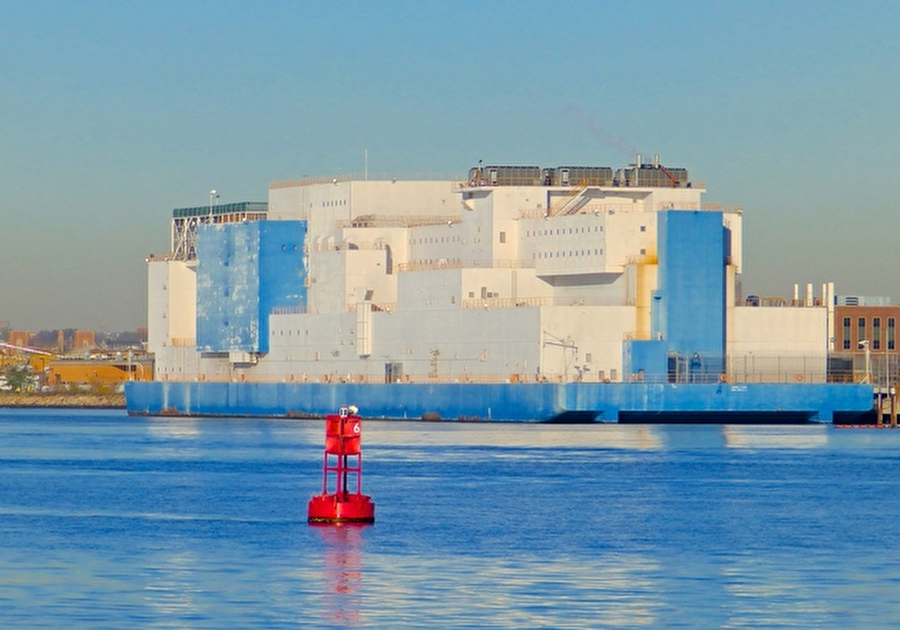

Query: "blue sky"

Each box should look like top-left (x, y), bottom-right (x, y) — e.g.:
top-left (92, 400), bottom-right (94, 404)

top-left (2, 1), bottom-right (899, 331)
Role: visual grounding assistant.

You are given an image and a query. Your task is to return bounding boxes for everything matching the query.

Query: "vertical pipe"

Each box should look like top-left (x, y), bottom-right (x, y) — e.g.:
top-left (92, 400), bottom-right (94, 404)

top-left (827, 282), bottom-right (835, 352)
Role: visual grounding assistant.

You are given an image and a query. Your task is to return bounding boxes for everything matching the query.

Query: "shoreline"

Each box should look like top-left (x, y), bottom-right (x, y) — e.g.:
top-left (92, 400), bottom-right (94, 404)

top-left (0, 393), bottom-right (126, 409)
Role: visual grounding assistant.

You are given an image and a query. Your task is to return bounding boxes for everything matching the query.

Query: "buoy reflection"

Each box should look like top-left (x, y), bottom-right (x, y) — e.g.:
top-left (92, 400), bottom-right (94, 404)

top-left (317, 523), bottom-right (371, 626)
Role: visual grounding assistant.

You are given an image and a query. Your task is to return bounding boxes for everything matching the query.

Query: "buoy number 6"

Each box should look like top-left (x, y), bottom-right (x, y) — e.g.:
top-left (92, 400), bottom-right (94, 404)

top-left (353, 423), bottom-right (361, 434)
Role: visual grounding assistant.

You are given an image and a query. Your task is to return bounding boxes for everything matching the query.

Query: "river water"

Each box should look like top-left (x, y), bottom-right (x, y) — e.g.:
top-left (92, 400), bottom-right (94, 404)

top-left (1, 408), bottom-right (899, 628)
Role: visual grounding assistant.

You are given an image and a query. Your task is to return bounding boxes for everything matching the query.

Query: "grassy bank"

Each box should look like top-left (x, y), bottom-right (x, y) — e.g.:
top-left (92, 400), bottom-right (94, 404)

top-left (0, 392), bottom-right (126, 408)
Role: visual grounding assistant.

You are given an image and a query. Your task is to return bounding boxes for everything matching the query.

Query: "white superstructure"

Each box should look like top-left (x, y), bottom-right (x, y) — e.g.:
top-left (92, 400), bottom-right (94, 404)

top-left (146, 160), bottom-right (834, 385)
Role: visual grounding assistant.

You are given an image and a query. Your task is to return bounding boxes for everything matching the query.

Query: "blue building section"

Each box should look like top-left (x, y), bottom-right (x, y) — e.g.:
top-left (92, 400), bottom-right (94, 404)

top-left (656, 210), bottom-right (726, 367)
top-left (627, 210), bottom-right (726, 381)
top-left (125, 381), bottom-right (874, 424)
top-left (196, 221), bottom-right (307, 354)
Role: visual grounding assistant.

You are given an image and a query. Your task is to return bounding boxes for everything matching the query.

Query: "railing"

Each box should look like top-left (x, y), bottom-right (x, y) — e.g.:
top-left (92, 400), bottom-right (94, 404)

top-left (347, 302), bottom-right (397, 313)
top-left (269, 173), bottom-right (467, 189)
top-left (520, 203), bottom-right (641, 219)
top-left (624, 254), bottom-right (658, 265)
top-left (158, 347), bottom-right (886, 387)
top-left (160, 353), bottom-right (884, 386)
top-left (398, 259), bottom-right (536, 272)
top-left (169, 372), bottom-right (563, 385)
top-left (737, 297), bottom-right (826, 307)
top-left (313, 241), bottom-right (388, 252)
top-left (701, 202), bottom-right (742, 213)
top-left (463, 296), bottom-right (549, 309)
top-left (461, 296), bottom-right (625, 309)
top-left (271, 306), bottom-right (307, 316)
top-left (335, 215), bottom-right (461, 229)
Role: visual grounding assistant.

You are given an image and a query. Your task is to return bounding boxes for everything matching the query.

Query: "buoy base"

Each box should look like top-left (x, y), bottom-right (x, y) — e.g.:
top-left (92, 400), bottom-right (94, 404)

top-left (308, 493), bottom-right (375, 524)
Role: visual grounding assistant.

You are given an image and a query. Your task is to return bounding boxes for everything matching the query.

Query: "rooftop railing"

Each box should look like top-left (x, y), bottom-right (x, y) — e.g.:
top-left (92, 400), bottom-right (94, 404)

top-left (269, 173), bottom-right (467, 189)
top-left (398, 259), bottom-right (536, 272)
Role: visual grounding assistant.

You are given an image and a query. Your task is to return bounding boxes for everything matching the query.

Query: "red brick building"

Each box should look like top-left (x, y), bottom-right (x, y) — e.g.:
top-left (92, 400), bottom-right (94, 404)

top-left (834, 305), bottom-right (900, 353)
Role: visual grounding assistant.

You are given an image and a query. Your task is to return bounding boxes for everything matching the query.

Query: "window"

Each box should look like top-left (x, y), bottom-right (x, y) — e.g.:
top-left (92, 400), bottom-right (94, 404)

top-left (874, 317), bottom-right (881, 350)
top-left (640, 225), bottom-right (646, 232)
top-left (858, 317), bottom-right (866, 346)
top-left (499, 231), bottom-right (506, 244)
top-left (843, 317), bottom-right (851, 350)
top-left (890, 318), bottom-right (896, 350)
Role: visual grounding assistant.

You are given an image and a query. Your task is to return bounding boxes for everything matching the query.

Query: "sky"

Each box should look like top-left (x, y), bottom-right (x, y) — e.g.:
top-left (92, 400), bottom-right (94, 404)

top-left (2, 0), bottom-right (899, 332)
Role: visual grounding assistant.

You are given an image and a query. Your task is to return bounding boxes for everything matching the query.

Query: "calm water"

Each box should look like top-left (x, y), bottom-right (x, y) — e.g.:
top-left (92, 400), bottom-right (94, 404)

top-left (1, 409), bottom-right (900, 628)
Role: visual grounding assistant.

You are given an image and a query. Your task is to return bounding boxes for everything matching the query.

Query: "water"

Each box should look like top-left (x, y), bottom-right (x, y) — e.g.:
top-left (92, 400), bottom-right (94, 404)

top-left (1, 409), bottom-right (900, 628)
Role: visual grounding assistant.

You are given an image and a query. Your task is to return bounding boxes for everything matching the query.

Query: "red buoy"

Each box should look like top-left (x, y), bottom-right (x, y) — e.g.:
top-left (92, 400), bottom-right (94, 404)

top-left (308, 405), bottom-right (375, 524)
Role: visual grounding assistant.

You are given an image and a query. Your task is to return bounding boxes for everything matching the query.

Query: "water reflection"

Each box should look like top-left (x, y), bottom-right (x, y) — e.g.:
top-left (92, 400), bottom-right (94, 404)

top-left (147, 417), bottom-right (201, 439)
top-left (723, 425), bottom-right (829, 449)
top-left (353, 553), bottom-right (664, 628)
top-left (315, 524), bottom-right (369, 627)
top-left (143, 550), bottom-right (204, 619)
top-left (367, 422), bottom-right (847, 458)
top-left (368, 422), bottom-right (664, 451)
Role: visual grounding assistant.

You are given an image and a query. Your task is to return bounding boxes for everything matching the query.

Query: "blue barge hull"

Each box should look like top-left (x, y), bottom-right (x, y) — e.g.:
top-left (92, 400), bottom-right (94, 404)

top-left (124, 381), bottom-right (874, 423)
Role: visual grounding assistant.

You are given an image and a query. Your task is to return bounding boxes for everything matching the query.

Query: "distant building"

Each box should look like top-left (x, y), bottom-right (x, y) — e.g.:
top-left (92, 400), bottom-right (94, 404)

top-left (7, 330), bottom-right (30, 348)
top-left (73, 330), bottom-right (95, 351)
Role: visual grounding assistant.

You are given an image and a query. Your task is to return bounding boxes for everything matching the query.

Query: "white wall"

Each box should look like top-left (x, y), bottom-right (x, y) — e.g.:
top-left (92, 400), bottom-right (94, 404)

top-left (147, 259), bottom-right (196, 374)
top-left (728, 306), bottom-right (828, 381)
top-left (263, 307), bottom-right (543, 381)
top-left (729, 307), bottom-right (828, 355)
top-left (539, 305), bottom-right (636, 381)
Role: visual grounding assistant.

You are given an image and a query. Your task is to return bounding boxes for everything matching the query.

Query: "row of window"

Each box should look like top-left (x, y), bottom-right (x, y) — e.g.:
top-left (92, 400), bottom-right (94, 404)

top-left (842, 316), bottom-right (896, 350)
top-left (533, 249), bottom-right (603, 259)
top-left (526, 226), bottom-right (605, 237)
top-left (412, 236), bottom-right (462, 244)
top-left (412, 225), bottom-right (628, 245)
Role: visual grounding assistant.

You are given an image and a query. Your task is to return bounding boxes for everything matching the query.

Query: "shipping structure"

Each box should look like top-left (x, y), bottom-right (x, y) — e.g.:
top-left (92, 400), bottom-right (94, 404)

top-left (127, 157), bottom-right (874, 423)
